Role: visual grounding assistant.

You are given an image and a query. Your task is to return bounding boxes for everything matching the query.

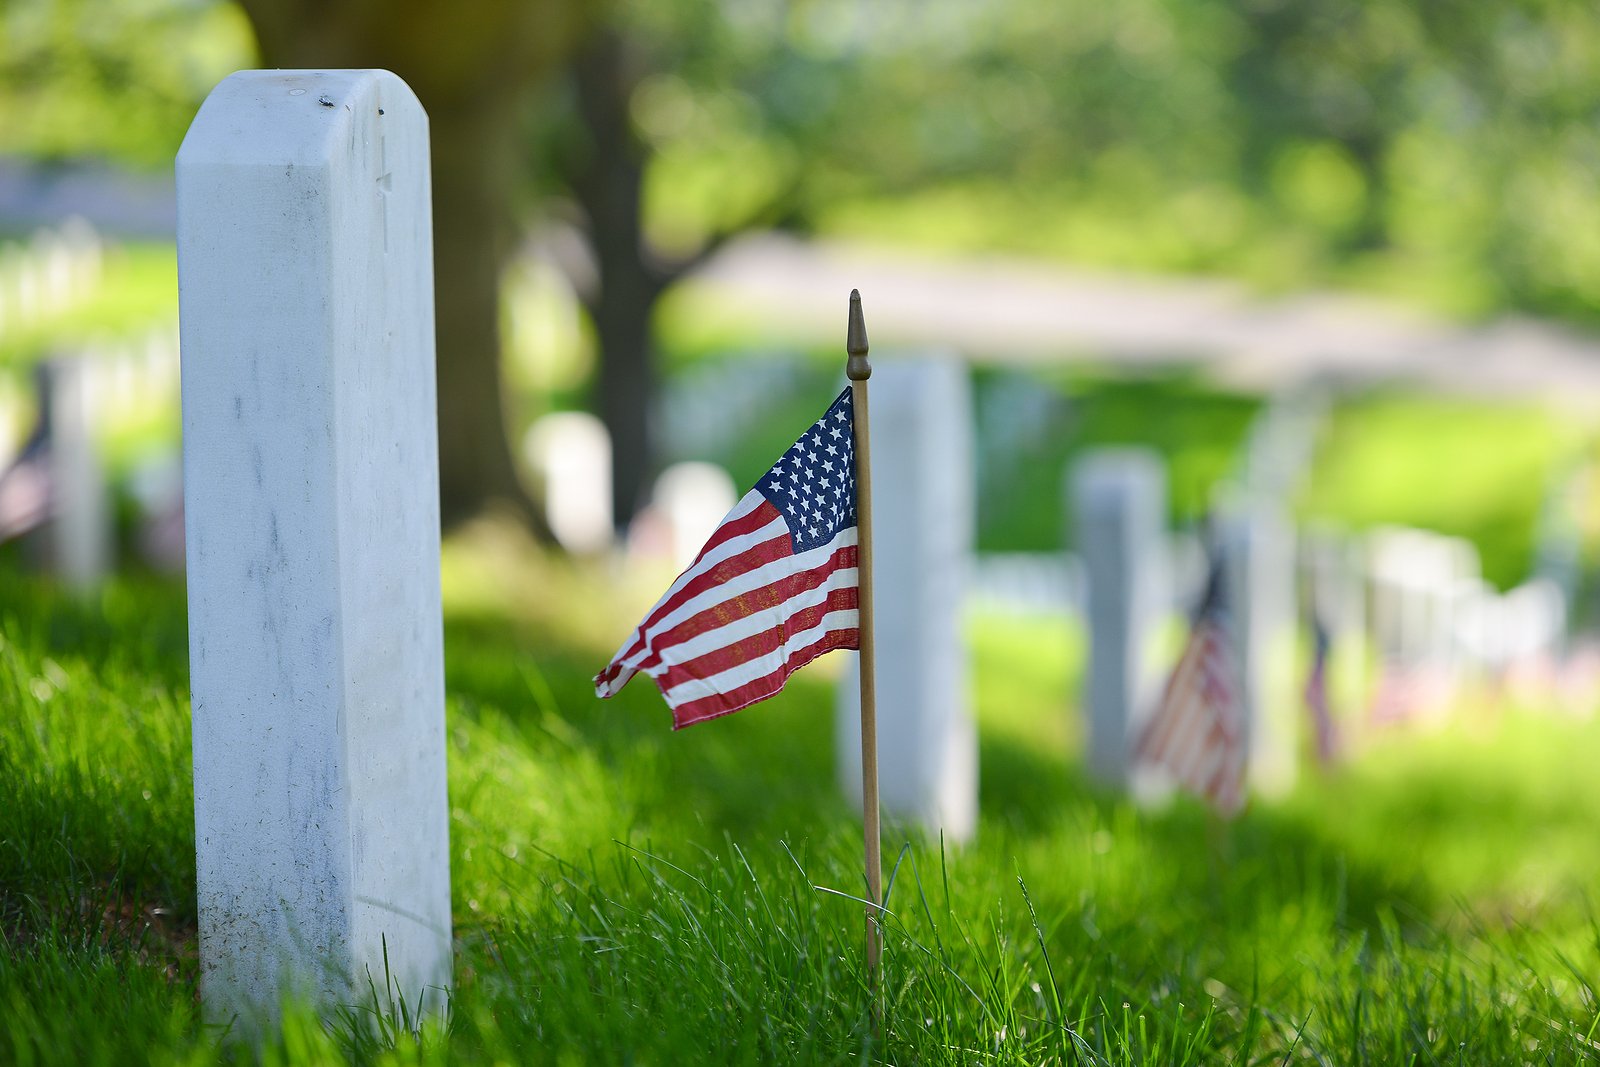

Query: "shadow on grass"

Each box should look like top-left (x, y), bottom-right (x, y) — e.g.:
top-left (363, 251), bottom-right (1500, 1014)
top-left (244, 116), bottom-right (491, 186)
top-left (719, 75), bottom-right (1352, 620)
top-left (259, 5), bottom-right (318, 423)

top-left (445, 609), bottom-right (850, 840)
top-left (1, 570), bottom-right (197, 954)
top-left (448, 604), bottom-right (1442, 948)
top-left (981, 726), bottom-right (1440, 943)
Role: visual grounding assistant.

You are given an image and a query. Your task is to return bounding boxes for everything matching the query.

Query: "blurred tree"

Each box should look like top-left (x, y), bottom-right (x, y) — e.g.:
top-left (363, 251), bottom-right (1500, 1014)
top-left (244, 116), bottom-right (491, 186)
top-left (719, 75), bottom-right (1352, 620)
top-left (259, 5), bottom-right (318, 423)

top-left (11, 0), bottom-right (1600, 538)
top-left (558, 17), bottom-right (807, 530)
top-left (238, 0), bottom-right (590, 530)
top-left (552, 0), bottom-right (1240, 528)
top-left (550, 0), bottom-right (1600, 535)
top-left (0, 0), bottom-right (253, 168)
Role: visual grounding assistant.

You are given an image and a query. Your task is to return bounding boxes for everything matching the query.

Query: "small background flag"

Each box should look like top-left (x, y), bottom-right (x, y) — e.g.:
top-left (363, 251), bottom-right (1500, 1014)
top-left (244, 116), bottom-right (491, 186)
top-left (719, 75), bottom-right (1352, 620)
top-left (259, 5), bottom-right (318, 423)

top-left (1366, 656), bottom-right (1448, 728)
top-left (1304, 613), bottom-right (1339, 765)
top-left (596, 388), bottom-right (860, 728)
top-left (1134, 551), bottom-right (1247, 815)
top-left (0, 423), bottom-right (53, 545)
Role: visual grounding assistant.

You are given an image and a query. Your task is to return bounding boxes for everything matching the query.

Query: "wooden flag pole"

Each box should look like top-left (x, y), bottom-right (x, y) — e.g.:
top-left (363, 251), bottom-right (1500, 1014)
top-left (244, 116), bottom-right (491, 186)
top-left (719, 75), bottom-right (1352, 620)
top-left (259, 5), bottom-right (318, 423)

top-left (846, 289), bottom-right (883, 979)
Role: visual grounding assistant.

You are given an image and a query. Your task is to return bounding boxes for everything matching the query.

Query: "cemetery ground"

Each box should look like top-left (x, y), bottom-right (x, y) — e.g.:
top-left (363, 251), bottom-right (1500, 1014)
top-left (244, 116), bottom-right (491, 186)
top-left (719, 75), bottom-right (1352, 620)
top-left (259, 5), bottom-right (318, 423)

top-left (8, 530), bottom-right (1600, 1064)
top-left (8, 237), bottom-right (1600, 1062)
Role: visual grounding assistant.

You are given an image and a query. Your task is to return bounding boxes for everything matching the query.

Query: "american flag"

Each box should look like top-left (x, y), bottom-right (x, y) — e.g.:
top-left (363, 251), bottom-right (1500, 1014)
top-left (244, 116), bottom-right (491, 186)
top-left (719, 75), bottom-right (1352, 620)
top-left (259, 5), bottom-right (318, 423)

top-left (1304, 615), bottom-right (1338, 765)
top-left (1367, 657), bottom-right (1442, 728)
top-left (1134, 554), bottom-right (1246, 815)
top-left (595, 388), bottom-right (860, 728)
top-left (0, 425), bottom-right (52, 544)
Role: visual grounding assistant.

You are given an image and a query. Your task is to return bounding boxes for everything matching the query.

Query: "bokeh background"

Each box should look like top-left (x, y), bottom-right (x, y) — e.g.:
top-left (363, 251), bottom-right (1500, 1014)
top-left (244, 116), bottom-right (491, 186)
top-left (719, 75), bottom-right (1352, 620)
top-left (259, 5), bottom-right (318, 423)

top-left (10, 1), bottom-right (1600, 1062)
top-left (8, 0), bottom-right (1600, 580)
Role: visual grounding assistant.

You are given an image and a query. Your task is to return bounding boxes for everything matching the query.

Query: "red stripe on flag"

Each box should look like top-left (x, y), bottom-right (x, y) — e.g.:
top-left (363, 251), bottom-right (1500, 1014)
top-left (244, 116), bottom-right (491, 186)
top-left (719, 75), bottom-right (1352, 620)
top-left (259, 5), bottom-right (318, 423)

top-left (687, 496), bottom-right (779, 567)
top-left (657, 585), bottom-right (859, 692)
top-left (668, 625), bottom-right (861, 729)
top-left (623, 543), bottom-right (858, 680)
top-left (594, 387), bottom-right (862, 724)
top-left (1135, 614), bottom-right (1245, 816)
top-left (596, 501), bottom-right (790, 686)
top-left (595, 531), bottom-right (795, 689)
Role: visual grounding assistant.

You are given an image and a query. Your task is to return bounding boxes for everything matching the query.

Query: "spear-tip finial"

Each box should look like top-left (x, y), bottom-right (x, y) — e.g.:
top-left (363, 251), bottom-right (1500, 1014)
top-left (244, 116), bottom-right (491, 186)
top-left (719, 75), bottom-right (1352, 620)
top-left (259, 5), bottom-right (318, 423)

top-left (846, 288), bottom-right (870, 380)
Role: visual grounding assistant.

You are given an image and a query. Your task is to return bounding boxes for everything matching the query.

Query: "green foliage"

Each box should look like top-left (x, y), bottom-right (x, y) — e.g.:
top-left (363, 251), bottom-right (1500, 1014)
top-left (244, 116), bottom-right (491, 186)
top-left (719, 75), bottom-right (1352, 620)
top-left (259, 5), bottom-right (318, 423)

top-left (0, 0), bottom-right (255, 168)
top-left (8, 563), bottom-right (1600, 1063)
top-left (9, 0), bottom-right (1600, 328)
top-left (0, 242), bottom-right (177, 368)
top-left (1300, 391), bottom-right (1590, 587)
top-left (982, 369), bottom-right (1261, 552)
top-left (580, 0), bottom-right (1600, 325)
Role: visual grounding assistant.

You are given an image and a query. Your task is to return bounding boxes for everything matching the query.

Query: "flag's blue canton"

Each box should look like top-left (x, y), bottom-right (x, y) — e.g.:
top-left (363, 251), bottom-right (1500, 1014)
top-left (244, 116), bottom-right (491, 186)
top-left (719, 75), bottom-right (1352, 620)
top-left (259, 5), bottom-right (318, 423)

top-left (755, 388), bottom-right (856, 554)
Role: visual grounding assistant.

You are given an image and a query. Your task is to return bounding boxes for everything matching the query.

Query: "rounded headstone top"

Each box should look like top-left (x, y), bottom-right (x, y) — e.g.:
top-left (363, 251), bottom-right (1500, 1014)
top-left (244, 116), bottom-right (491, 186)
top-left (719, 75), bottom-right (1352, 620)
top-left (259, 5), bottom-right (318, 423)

top-left (177, 69), bottom-right (424, 170)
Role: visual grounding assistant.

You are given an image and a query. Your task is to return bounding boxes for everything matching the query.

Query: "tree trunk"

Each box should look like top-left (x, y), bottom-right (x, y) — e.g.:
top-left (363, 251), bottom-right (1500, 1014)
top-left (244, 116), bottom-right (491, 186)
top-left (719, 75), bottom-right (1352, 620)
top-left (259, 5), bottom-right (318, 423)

top-left (593, 264), bottom-right (658, 533)
top-left (237, 0), bottom-right (585, 533)
top-left (572, 31), bottom-right (666, 531)
top-left (428, 97), bottom-right (539, 527)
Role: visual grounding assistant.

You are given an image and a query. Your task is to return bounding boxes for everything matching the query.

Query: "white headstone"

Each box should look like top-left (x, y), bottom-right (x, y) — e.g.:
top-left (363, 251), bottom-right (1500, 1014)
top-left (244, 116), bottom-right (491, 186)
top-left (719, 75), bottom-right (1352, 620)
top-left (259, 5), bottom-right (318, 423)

top-left (1368, 527), bottom-right (1477, 670)
top-left (524, 412), bottom-right (613, 553)
top-left (14, 245), bottom-right (40, 325)
top-left (649, 461), bottom-right (737, 569)
top-left (0, 379), bottom-right (19, 468)
top-left (45, 358), bottom-right (110, 590)
top-left (1073, 449), bottom-right (1166, 786)
top-left (177, 69), bottom-right (451, 1029)
top-left (58, 216), bottom-right (104, 297)
top-left (837, 357), bottom-right (976, 841)
top-left (1302, 525), bottom-right (1368, 716)
top-left (1217, 495), bottom-right (1298, 795)
top-left (129, 447), bottom-right (186, 572)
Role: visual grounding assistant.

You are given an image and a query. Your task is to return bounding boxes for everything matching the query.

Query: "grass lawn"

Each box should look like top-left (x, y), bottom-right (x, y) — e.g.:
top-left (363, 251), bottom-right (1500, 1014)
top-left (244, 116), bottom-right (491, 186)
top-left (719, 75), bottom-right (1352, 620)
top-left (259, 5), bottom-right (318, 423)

top-left (6, 531), bottom-right (1600, 1065)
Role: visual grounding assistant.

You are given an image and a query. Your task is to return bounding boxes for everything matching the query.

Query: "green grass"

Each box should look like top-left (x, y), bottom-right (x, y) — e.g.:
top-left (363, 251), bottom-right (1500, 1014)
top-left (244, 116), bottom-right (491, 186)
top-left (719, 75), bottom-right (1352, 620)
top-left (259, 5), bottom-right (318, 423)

top-left (0, 243), bottom-right (177, 371)
top-left (3, 234), bottom-right (1585, 590)
top-left (653, 356), bottom-right (1589, 590)
top-left (1300, 392), bottom-right (1592, 589)
top-left (7, 544), bottom-right (1600, 1064)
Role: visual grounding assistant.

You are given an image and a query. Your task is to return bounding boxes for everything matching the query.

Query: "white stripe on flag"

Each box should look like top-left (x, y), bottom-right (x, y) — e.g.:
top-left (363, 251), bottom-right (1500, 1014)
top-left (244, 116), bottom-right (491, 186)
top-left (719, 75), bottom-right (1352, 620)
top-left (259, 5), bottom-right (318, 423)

top-left (661, 604), bottom-right (861, 707)
top-left (600, 523), bottom-right (857, 693)
top-left (650, 563), bottom-right (861, 673)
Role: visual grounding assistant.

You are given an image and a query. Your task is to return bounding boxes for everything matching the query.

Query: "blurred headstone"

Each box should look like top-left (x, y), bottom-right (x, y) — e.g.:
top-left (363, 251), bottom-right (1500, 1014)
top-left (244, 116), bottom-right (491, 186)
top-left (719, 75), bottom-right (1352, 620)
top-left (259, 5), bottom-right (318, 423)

top-left (1366, 527), bottom-right (1479, 725)
top-left (1370, 527), bottom-right (1435, 665)
top-left (968, 551), bottom-right (1082, 616)
top-left (1534, 462), bottom-right (1587, 646)
top-left (0, 377), bottom-right (21, 468)
top-left (45, 357), bottom-right (110, 590)
top-left (644, 461), bottom-right (738, 570)
top-left (838, 357), bottom-right (976, 841)
top-left (1302, 526), bottom-right (1368, 723)
top-left (57, 217), bottom-right (104, 296)
top-left (1218, 493), bottom-right (1298, 795)
top-left (1073, 448), bottom-right (1166, 787)
top-left (0, 366), bottom-right (56, 546)
top-left (177, 69), bottom-right (451, 1030)
top-left (128, 447), bottom-right (185, 572)
top-left (1500, 578), bottom-right (1567, 699)
top-left (525, 411), bottom-right (613, 553)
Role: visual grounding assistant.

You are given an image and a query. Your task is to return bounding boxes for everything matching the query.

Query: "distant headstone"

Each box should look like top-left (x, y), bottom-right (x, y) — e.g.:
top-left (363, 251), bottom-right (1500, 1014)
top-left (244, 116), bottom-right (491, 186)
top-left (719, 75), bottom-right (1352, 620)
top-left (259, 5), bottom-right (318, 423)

top-left (45, 357), bottom-right (109, 590)
top-left (128, 447), bottom-right (185, 572)
top-left (1302, 526), bottom-right (1368, 722)
top-left (525, 412), bottom-right (613, 553)
top-left (177, 70), bottom-right (451, 1030)
top-left (0, 379), bottom-right (20, 468)
top-left (1218, 495), bottom-right (1298, 795)
top-left (1368, 526), bottom-right (1478, 684)
top-left (647, 461), bottom-right (738, 569)
top-left (837, 357), bottom-right (976, 840)
top-left (1073, 448), bottom-right (1166, 786)
top-left (1500, 578), bottom-right (1566, 674)
top-left (1534, 464), bottom-right (1586, 645)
